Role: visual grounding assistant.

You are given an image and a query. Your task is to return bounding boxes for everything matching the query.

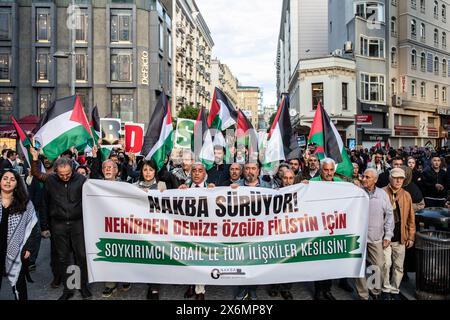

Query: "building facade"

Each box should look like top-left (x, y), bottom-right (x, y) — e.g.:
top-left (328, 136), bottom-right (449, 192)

top-left (210, 59), bottom-right (239, 106)
top-left (277, 0), bottom-right (329, 101)
top-left (289, 56), bottom-right (357, 144)
top-left (0, 0), bottom-right (174, 127)
top-left (237, 86), bottom-right (262, 128)
top-left (172, 0), bottom-right (213, 116)
top-left (388, 0), bottom-right (450, 148)
top-left (329, 0), bottom-right (391, 149)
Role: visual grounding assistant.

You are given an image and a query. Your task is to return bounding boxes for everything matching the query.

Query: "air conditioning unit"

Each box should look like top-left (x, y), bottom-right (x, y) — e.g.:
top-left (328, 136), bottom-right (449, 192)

top-left (392, 95), bottom-right (402, 107)
top-left (344, 41), bottom-right (353, 53)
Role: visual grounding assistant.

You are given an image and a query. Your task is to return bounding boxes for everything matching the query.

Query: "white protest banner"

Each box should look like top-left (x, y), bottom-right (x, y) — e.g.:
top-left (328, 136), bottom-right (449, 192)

top-left (83, 180), bottom-right (369, 285)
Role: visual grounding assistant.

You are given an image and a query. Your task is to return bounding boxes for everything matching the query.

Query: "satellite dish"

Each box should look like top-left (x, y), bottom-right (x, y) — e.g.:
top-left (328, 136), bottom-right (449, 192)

top-left (289, 109), bottom-right (298, 117)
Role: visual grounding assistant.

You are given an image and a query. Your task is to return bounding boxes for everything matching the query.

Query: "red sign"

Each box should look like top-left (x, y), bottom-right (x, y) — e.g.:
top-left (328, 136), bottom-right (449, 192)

top-left (124, 123), bottom-right (144, 154)
top-left (355, 115), bottom-right (373, 125)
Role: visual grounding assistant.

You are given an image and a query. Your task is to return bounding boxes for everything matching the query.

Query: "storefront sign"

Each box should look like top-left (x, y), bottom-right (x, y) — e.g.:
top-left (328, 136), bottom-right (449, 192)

top-left (355, 115), bottom-right (373, 125)
top-left (141, 51), bottom-right (149, 85)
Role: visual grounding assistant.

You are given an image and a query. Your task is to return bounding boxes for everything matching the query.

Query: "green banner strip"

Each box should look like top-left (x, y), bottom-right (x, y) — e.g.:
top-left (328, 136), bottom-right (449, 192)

top-left (94, 235), bottom-right (362, 266)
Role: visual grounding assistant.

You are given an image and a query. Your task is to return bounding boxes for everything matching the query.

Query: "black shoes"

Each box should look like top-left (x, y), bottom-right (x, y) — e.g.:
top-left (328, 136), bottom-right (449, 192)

top-left (184, 285), bottom-right (195, 299)
top-left (80, 287), bottom-right (92, 300)
top-left (280, 290), bottom-right (293, 300)
top-left (268, 289), bottom-right (279, 297)
top-left (195, 293), bottom-right (205, 300)
top-left (50, 276), bottom-right (61, 289)
top-left (102, 286), bottom-right (117, 298)
top-left (58, 291), bottom-right (75, 300)
top-left (147, 288), bottom-right (159, 300)
top-left (314, 290), bottom-right (336, 300)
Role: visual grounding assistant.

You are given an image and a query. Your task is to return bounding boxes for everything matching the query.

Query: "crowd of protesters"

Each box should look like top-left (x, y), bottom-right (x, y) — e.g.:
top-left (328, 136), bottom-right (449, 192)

top-left (0, 141), bottom-right (449, 300)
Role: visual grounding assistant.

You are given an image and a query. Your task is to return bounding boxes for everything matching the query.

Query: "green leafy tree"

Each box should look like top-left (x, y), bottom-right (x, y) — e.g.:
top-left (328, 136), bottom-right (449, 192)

top-left (177, 105), bottom-right (200, 120)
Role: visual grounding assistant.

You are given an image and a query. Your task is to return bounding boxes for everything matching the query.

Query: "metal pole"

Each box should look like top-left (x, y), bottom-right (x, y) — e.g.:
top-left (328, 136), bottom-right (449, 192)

top-left (71, 0), bottom-right (76, 96)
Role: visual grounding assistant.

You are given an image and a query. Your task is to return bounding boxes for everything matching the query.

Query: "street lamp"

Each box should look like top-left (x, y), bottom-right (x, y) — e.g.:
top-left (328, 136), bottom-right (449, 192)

top-left (53, 0), bottom-right (76, 96)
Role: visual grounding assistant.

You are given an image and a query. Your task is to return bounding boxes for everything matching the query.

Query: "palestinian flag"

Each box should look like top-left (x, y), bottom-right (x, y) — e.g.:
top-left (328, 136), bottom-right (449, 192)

top-left (194, 107), bottom-right (214, 170)
top-left (264, 96), bottom-right (296, 164)
top-left (90, 105), bottom-right (101, 145)
top-left (207, 87), bottom-right (238, 130)
top-left (34, 95), bottom-right (93, 161)
top-left (308, 101), bottom-right (353, 177)
top-left (141, 92), bottom-right (173, 171)
top-left (11, 116), bottom-right (33, 167)
top-left (237, 109), bottom-right (258, 155)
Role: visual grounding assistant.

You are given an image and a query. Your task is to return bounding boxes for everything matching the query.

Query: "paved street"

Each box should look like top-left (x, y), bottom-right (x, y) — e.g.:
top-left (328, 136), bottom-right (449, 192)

top-left (0, 238), bottom-right (365, 300)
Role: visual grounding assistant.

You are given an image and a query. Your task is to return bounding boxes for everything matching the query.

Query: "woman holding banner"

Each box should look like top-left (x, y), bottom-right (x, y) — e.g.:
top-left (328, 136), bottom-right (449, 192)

top-left (134, 159), bottom-right (166, 300)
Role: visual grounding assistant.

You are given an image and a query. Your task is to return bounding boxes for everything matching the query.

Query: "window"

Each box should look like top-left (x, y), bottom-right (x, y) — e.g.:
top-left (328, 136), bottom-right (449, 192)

top-left (75, 53), bottom-right (87, 82)
top-left (111, 94), bottom-right (133, 122)
top-left (312, 83), bottom-right (323, 110)
top-left (111, 52), bottom-right (132, 82)
top-left (75, 8), bottom-right (88, 42)
top-left (443, 87), bottom-right (448, 102)
top-left (360, 74), bottom-right (385, 103)
top-left (411, 49), bottom-right (417, 69)
top-left (342, 83), bottom-right (348, 110)
top-left (421, 52), bottom-right (426, 71)
top-left (420, 81), bottom-right (426, 98)
top-left (38, 93), bottom-right (51, 116)
top-left (443, 5), bottom-right (447, 22)
top-left (391, 78), bottom-right (397, 96)
top-left (360, 36), bottom-right (384, 58)
top-left (411, 0), bottom-right (417, 9)
top-left (435, 85), bottom-right (439, 101)
top-left (420, 23), bottom-right (426, 41)
top-left (434, 29), bottom-right (439, 46)
top-left (443, 59), bottom-right (448, 77)
top-left (159, 21), bottom-right (164, 51)
top-left (391, 17), bottom-right (397, 37)
top-left (36, 50), bottom-right (49, 82)
top-left (76, 90), bottom-right (89, 114)
top-left (443, 32), bottom-right (447, 49)
top-left (411, 80), bottom-right (417, 97)
top-left (168, 30), bottom-right (172, 60)
top-left (411, 19), bottom-right (417, 39)
top-left (110, 10), bottom-right (132, 43)
top-left (355, 2), bottom-right (385, 22)
top-left (156, 1), bottom-right (164, 17)
top-left (36, 8), bottom-right (51, 42)
top-left (434, 56), bottom-right (440, 74)
top-left (434, 1), bottom-right (439, 19)
top-left (391, 47), bottom-right (397, 67)
top-left (159, 58), bottom-right (164, 85)
top-left (392, 0), bottom-right (397, 6)
top-left (0, 7), bottom-right (12, 40)
top-left (0, 93), bottom-right (12, 123)
top-left (420, 0), bottom-right (425, 12)
top-left (0, 53), bottom-right (10, 81)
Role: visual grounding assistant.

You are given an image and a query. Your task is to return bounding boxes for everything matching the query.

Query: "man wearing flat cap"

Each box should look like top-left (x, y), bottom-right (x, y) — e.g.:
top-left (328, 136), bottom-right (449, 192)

top-left (381, 168), bottom-right (415, 300)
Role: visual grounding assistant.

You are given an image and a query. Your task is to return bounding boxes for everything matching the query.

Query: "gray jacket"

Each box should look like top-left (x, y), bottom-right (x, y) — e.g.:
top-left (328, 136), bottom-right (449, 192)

top-left (365, 187), bottom-right (394, 243)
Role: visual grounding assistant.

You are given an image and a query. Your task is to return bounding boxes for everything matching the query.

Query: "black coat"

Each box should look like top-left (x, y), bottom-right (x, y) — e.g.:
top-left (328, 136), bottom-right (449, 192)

top-left (43, 172), bottom-right (86, 222)
top-left (207, 163), bottom-right (231, 186)
top-left (421, 167), bottom-right (447, 199)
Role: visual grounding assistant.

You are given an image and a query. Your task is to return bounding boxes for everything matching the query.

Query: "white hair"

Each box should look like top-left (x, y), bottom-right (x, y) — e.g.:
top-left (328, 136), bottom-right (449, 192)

top-left (364, 168), bottom-right (379, 179)
top-left (320, 157), bottom-right (336, 167)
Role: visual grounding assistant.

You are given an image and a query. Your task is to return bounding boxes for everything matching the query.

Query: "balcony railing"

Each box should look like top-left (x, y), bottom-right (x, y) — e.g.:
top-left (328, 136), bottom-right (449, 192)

top-left (391, 0), bottom-right (397, 6)
top-left (391, 31), bottom-right (398, 38)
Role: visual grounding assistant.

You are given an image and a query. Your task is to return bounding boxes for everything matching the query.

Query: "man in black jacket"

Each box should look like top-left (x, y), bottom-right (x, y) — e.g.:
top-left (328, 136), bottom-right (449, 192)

top-left (421, 155), bottom-right (447, 207)
top-left (207, 145), bottom-right (230, 186)
top-left (36, 157), bottom-right (91, 300)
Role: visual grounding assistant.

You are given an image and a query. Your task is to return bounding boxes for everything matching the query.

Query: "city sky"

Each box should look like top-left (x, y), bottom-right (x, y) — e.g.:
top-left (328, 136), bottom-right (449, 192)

top-left (196, 0), bottom-right (282, 109)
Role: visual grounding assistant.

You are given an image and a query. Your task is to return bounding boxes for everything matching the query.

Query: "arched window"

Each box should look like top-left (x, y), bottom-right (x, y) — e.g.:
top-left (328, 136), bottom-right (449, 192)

top-left (411, 49), bottom-right (417, 69)
top-left (443, 5), bottom-right (447, 21)
top-left (411, 19), bottom-right (417, 38)
top-left (443, 32), bottom-right (447, 49)
top-left (420, 52), bottom-right (426, 71)
top-left (420, 82), bottom-right (426, 98)
top-left (391, 17), bottom-right (397, 37)
top-left (434, 1), bottom-right (439, 18)
top-left (420, 0), bottom-right (425, 12)
top-left (434, 56), bottom-right (440, 74)
top-left (420, 23), bottom-right (426, 40)
top-left (443, 87), bottom-right (448, 102)
top-left (443, 59), bottom-right (448, 77)
top-left (411, 0), bottom-right (417, 9)
top-left (391, 47), bottom-right (397, 67)
top-left (412, 80), bottom-right (417, 96)
top-left (391, 78), bottom-right (397, 96)
top-left (434, 28), bottom-right (439, 46)
top-left (435, 85), bottom-right (439, 101)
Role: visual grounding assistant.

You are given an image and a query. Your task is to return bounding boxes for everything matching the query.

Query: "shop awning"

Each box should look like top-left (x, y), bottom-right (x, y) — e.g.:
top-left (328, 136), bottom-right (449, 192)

top-left (0, 115), bottom-right (40, 138)
top-left (363, 128), bottom-right (392, 135)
